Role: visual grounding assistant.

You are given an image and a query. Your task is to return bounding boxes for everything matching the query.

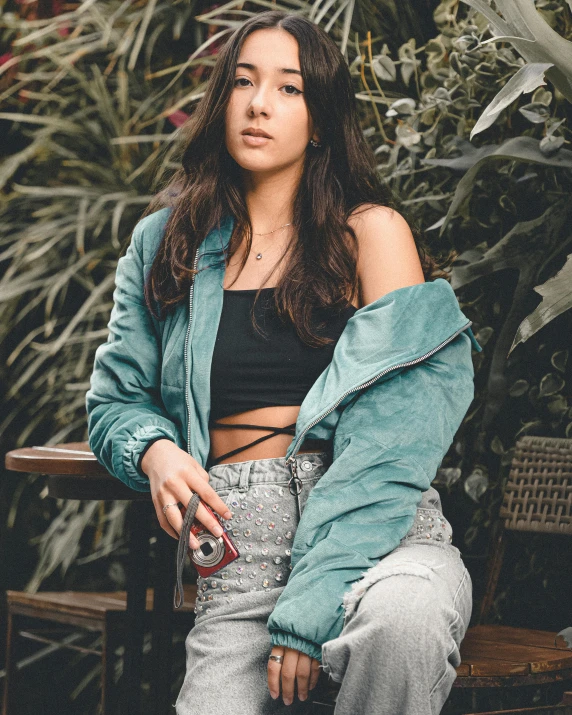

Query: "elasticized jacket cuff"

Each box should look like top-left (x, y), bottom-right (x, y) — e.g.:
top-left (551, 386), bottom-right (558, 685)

top-left (269, 631), bottom-right (323, 662)
top-left (122, 423), bottom-right (179, 490)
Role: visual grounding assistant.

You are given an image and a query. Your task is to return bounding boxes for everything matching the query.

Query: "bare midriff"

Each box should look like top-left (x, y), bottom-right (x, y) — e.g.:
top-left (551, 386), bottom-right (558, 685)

top-left (208, 404), bottom-right (329, 466)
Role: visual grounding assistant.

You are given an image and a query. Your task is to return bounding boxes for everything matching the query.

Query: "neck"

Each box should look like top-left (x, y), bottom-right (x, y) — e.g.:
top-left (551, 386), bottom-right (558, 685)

top-left (242, 165), bottom-right (300, 233)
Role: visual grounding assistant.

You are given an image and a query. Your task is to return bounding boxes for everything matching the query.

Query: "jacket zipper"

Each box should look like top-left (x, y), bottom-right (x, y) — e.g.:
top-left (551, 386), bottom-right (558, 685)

top-left (184, 247), bottom-right (201, 455)
top-left (285, 320), bottom-right (473, 492)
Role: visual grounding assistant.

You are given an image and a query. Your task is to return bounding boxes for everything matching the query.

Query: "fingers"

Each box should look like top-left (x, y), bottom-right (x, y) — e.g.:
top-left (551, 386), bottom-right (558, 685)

top-left (268, 647), bottom-right (311, 706)
top-left (166, 501), bottom-right (217, 550)
top-left (157, 472), bottom-right (232, 549)
top-left (195, 500), bottom-right (228, 537)
top-left (267, 649), bottom-right (321, 705)
top-left (183, 478), bottom-right (232, 523)
top-left (153, 502), bottom-right (181, 541)
top-left (279, 648), bottom-right (299, 706)
top-left (165, 487), bottom-right (232, 550)
top-left (168, 504), bottom-right (201, 550)
top-left (309, 658), bottom-right (321, 691)
top-left (293, 653), bottom-right (312, 702)
top-left (149, 449), bottom-right (231, 546)
top-left (267, 646), bottom-right (284, 701)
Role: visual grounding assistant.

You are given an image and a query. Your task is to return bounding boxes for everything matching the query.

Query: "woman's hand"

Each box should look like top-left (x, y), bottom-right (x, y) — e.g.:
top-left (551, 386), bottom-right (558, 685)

top-left (141, 439), bottom-right (232, 549)
top-left (267, 646), bottom-right (321, 706)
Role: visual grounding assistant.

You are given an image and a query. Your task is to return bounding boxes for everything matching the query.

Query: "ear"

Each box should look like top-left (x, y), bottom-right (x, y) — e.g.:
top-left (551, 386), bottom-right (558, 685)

top-left (310, 118), bottom-right (321, 144)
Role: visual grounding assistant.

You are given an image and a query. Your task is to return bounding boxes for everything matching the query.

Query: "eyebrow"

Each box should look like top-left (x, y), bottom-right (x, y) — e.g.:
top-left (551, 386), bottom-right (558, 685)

top-left (236, 62), bottom-right (302, 77)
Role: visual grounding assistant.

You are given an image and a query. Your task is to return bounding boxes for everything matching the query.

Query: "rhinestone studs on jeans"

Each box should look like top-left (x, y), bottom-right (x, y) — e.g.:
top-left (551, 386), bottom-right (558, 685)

top-left (194, 483), bottom-right (295, 617)
top-left (401, 509), bottom-right (453, 545)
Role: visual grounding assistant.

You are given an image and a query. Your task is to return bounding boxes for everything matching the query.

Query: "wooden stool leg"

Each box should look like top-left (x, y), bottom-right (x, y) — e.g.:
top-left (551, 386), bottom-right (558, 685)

top-left (121, 500), bottom-right (152, 715)
top-left (478, 523), bottom-right (506, 625)
top-left (149, 523), bottom-right (177, 715)
top-left (102, 613), bottom-right (122, 715)
top-left (2, 611), bottom-right (17, 715)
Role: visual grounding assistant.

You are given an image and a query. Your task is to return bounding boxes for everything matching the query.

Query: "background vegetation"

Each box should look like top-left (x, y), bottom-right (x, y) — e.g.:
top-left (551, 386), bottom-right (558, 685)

top-left (1, 0), bottom-right (571, 711)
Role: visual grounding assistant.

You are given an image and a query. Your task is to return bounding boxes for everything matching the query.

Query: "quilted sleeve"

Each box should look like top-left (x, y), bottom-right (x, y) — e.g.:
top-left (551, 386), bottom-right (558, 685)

top-left (266, 330), bottom-right (476, 661)
top-left (85, 218), bottom-right (185, 492)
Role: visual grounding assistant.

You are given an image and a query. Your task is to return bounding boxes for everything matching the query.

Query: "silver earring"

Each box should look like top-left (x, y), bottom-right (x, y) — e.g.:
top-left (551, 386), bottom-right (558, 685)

top-left (309, 138), bottom-right (321, 148)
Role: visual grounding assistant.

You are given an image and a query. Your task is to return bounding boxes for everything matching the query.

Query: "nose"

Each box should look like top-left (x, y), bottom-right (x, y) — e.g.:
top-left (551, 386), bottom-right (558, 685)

top-left (247, 83), bottom-right (271, 116)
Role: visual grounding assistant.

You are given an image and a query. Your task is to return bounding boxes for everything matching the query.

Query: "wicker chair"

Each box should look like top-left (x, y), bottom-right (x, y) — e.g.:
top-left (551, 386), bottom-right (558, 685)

top-left (308, 436), bottom-right (572, 714)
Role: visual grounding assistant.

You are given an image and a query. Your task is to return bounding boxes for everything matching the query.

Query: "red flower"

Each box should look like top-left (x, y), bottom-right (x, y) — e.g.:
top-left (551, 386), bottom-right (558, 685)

top-left (167, 110), bottom-right (190, 128)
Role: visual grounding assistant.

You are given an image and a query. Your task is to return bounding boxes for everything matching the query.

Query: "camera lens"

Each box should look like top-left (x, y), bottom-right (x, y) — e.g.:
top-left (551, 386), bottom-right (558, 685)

top-left (191, 530), bottom-right (225, 567)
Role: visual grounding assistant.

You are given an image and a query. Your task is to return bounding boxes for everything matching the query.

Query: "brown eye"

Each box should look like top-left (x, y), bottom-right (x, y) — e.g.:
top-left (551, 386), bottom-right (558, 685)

top-left (233, 78), bottom-right (302, 96)
top-left (283, 85), bottom-right (303, 96)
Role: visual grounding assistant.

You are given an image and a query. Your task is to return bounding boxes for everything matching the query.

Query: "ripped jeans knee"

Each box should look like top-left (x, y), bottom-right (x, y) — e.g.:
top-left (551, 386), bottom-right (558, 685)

top-left (320, 540), bottom-right (472, 700)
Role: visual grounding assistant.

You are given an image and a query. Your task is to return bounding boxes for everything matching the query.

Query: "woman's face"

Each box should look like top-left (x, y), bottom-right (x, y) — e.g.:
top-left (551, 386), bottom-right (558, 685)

top-left (225, 28), bottom-right (319, 178)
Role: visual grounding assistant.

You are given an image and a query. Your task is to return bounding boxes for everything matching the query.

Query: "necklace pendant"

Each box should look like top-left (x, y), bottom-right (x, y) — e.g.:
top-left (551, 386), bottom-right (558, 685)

top-left (256, 253), bottom-right (262, 260)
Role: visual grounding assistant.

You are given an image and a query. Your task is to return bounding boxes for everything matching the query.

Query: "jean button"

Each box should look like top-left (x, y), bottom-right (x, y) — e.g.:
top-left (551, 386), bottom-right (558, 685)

top-left (301, 460), bottom-right (313, 471)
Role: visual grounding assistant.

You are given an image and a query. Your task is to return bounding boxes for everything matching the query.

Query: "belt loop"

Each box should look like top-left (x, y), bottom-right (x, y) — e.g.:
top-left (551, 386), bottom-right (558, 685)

top-left (237, 461), bottom-right (252, 492)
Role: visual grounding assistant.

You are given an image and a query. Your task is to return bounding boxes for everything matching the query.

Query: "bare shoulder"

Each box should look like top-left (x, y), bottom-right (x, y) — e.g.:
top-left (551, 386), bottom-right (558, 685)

top-left (347, 203), bottom-right (425, 307)
top-left (347, 203), bottom-right (414, 245)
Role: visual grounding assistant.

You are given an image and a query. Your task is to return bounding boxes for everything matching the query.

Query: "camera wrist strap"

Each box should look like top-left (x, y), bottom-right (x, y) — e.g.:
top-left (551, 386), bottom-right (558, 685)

top-left (174, 492), bottom-right (202, 609)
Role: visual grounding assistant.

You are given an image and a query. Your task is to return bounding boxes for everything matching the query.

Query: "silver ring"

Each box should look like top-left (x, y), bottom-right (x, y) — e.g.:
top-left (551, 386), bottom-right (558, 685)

top-left (162, 502), bottom-right (180, 515)
top-left (268, 655), bottom-right (283, 663)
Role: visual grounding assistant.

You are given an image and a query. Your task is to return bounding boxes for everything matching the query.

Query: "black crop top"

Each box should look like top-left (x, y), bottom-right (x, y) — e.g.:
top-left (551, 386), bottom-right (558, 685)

top-left (208, 287), bottom-right (357, 465)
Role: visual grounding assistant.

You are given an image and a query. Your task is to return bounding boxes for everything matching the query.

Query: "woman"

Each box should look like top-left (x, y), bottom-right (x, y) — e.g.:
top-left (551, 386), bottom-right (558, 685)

top-left (86, 10), bottom-right (481, 715)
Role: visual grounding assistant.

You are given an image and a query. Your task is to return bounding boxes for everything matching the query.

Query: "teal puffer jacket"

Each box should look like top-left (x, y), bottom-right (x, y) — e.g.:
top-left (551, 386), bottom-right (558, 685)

top-left (86, 207), bottom-right (482, 661)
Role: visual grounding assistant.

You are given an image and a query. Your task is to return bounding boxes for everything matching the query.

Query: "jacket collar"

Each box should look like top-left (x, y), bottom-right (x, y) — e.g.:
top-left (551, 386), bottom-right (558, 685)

top-left (186, 214), bottom-right (481, 464)
top-left (198, 214), bottom-right (234, 261)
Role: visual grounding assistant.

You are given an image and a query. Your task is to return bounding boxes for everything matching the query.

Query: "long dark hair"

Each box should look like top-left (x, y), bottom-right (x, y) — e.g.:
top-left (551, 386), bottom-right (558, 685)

top-left (140, 10), bottom-right (449, 347)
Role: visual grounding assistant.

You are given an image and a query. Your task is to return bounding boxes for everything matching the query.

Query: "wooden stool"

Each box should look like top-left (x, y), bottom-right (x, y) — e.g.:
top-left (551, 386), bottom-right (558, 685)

top-left (3, 442), bottom-right (187, 715)
top-left (3, 585), bottom-right (196, 714)
top-left (308, 436), bottom-right (572, 713)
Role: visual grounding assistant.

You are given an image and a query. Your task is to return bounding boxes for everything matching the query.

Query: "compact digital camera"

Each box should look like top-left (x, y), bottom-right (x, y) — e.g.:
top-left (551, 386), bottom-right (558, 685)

top-left (185, 501), bottom-right (240, 578)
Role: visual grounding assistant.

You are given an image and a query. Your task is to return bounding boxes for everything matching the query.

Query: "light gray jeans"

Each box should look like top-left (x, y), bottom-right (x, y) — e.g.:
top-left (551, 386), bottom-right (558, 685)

top-left (175, 452), bottom-right (472, 715)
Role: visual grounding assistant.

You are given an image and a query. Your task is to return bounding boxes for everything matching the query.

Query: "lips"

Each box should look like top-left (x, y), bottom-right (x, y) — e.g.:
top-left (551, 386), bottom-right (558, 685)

top-left (241, 128), bottom-right (272, 139)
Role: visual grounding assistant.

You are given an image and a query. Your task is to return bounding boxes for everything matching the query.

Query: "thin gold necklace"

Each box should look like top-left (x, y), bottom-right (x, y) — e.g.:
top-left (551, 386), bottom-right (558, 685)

top-left (252, 223), bottom-right (291, 260)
